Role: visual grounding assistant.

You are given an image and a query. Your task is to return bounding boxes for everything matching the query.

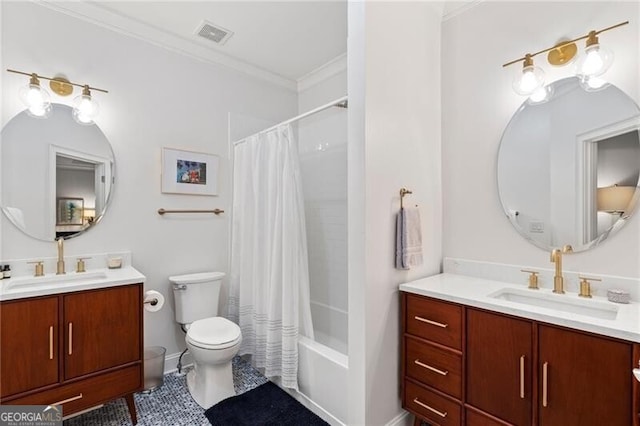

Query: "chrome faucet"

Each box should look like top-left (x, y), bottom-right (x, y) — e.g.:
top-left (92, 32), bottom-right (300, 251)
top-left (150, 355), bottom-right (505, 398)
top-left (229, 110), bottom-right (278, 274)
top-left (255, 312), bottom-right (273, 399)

top-left (56, 237), bottom-right (66, 275)
top-left (550, 245), bottom-right (572, 294)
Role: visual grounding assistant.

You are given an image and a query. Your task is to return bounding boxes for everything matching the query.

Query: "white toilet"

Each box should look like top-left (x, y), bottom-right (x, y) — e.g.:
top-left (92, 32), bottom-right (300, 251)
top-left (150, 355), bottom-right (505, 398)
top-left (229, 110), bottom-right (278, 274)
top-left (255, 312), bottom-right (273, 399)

top-left (170, 272), bottom-right (242, 408)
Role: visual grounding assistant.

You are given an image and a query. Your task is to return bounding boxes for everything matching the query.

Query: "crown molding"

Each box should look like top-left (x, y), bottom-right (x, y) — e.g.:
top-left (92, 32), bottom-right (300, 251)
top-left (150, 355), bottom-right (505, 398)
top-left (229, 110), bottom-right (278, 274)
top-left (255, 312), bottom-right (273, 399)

top-left (443, 0), bottom-right (485, 22)
top-left (297, 53), bottom-right (347, 93)
top-left (36, 1), bottom-right (298, 92)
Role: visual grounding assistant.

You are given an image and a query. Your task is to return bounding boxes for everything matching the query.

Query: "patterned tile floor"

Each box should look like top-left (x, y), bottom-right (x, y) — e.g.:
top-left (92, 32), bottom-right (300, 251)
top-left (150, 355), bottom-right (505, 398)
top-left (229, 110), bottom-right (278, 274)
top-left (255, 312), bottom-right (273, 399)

top-left (64, 356), bottom-right (268, 426)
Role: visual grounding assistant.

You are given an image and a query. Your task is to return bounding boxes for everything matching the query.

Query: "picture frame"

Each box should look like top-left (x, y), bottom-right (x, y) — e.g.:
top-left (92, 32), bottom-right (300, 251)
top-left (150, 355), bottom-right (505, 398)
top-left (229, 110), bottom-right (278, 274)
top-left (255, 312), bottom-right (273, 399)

top-left (161, 147), bottom-right (219, 196)
top-left (57, 198), bottom-right (84, 225)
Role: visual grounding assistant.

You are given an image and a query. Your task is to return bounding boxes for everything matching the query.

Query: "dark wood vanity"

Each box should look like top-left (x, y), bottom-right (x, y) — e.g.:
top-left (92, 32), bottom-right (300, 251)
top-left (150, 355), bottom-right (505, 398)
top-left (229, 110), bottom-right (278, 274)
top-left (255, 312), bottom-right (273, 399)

top-left (401, 292), bottom-right (640, 426)
top-left (0, 283), bottom-right (143, 423)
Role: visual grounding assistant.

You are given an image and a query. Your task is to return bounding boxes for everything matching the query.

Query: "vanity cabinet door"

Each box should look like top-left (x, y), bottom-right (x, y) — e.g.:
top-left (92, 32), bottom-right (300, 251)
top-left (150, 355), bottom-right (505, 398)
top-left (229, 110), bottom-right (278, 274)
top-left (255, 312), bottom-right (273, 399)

top-left (0, 296), bottom-right (59, 398)
top-left (538, 325), bottom-right (632, 426)
top-left (63, 285), bottom-right (141, 380)
top-left (467, 309), bottom-right (533, 426)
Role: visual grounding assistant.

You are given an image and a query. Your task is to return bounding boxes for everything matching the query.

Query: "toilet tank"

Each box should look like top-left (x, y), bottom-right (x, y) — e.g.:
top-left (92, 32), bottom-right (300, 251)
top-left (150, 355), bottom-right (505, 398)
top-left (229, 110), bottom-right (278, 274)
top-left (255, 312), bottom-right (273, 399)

top-left (170, 272), bottom-right (225, 325)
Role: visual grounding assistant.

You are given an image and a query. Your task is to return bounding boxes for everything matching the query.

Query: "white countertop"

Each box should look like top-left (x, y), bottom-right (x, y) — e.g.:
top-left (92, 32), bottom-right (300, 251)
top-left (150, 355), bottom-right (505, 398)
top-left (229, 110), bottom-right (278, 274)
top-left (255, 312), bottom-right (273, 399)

top-left (400, 273), bottom-right (640, 343)
top-left (0, 266), bottom-right (146, 301)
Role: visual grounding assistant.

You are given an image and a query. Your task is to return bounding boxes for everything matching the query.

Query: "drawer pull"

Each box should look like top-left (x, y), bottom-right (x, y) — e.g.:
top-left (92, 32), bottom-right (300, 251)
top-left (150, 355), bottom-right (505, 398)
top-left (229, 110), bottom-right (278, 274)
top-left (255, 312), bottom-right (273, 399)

top-left (50, 393), bottom-right (83, 406)
top-left (49, 326), bottom-right (54, 360)
top-left (519, 355), bottom-right (525, 399)
top-left (414, 359), bottom-right (449, 376)
top-left (542, 361), bottom-right (549, 407)
top-left (414, 316), bottom-right (448, 328)
top-left (413, 398), bottom-right (447, 418)
top-left (68, 322), bottom-right (73, 355)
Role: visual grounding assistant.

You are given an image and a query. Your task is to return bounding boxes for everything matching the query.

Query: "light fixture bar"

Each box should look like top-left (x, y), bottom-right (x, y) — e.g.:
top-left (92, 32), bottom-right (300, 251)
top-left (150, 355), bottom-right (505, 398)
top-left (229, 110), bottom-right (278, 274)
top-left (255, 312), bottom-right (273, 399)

top-left (6, 69), bottom-right (109, 93)
top-left (502, 21), bottom-right (629, 68)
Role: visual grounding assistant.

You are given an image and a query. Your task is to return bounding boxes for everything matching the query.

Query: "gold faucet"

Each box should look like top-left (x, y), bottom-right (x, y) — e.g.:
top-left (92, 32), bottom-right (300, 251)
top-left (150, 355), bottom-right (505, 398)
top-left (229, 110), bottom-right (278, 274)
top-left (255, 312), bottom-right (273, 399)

top-left (56, 237), bottom-right (66, 275)
top-left (550, 245), bottom-right (572, 294)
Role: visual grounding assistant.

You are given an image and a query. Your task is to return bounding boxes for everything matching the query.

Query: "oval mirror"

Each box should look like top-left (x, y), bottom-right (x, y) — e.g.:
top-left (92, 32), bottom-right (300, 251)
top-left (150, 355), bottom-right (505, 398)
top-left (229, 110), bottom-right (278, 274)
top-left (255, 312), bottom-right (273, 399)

top-left (498, 77), bottom-right (640, 252)
top-left (1, 103), bottom-right (115, 241)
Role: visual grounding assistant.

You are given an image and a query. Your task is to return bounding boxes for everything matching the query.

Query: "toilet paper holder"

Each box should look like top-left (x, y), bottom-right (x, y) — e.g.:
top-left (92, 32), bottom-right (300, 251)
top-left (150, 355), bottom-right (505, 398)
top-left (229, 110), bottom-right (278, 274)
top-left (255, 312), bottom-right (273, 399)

top-left (144, 298), bottom-right (159, 306)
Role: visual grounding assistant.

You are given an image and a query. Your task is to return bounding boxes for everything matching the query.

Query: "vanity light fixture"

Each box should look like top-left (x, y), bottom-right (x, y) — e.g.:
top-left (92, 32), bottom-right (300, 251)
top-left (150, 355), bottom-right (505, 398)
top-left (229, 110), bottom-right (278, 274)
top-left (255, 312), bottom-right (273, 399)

top-left (72, 85), bottom-right (100, 125)
top-left (17, 73), bottom-right (52, 118)
top-left (6, 68), bottom-right (108, 124)
top-left (503, 21), bottom-right (629, 99)
top-left (511, 54), bottom-right (545, 96)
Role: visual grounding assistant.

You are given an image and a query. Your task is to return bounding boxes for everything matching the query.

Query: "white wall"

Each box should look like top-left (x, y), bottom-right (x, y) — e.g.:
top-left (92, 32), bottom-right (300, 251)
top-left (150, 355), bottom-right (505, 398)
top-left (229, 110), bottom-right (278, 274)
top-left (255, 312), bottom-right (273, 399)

top-left (443, 1), bottom-right (640, 278)
top-left (298, 69), bottom-right (348, 352)
top-left (1, 2), bottom-right (297, 359)
top-left (348, 2), bottom-right (443, 424)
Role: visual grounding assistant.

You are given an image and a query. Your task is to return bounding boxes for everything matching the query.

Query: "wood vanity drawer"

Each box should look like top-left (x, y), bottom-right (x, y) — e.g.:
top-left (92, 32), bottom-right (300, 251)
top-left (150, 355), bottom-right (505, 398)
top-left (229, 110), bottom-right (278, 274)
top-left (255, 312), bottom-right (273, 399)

top-left (406, 294), bottom-right (462, 350)
top-left (6, 365), bottom-right (141, 416)
top-left (466, 407), bottom-right (513, 426)
top-left (405, 380), bottom-right (461, 426)
top-left (406, 336), bottom-right (462, 399)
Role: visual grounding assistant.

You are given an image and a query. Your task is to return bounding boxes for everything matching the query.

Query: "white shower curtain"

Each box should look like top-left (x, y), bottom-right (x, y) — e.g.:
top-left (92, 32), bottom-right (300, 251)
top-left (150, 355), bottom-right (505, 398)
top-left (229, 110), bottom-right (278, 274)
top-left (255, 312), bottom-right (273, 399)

top-left (229, 124), bottom-right (314, 390)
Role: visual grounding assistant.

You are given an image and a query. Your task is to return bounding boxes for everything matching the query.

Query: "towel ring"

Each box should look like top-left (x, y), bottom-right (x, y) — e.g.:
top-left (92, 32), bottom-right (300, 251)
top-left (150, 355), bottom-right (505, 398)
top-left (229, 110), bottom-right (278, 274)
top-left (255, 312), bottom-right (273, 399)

top-left (400, 188), bottom-right (412, 209)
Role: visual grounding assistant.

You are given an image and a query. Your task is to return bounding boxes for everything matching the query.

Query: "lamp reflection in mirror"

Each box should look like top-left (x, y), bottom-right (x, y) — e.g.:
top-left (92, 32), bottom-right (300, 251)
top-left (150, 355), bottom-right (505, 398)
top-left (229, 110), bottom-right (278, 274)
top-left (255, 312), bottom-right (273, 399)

top-left (581, 76), bottom-right (609, 92)
top-left (528, 85), bottom-right (553, 104)
top-left (83, 208), bottom-right (96, 225)
top-left (18, 73), bottom-right (51, 118)
top-left (597, 185), bottom-right (635, 216)
top-left (72, 85), bottom-right (100, 125)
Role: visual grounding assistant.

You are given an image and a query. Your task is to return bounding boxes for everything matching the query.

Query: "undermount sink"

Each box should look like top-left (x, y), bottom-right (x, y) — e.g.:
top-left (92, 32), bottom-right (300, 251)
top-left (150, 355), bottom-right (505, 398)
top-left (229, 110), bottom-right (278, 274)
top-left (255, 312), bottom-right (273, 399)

top-left (489, 287), bottom-right (619, 320)
top-left (6, 270), bottom-right (109, 289)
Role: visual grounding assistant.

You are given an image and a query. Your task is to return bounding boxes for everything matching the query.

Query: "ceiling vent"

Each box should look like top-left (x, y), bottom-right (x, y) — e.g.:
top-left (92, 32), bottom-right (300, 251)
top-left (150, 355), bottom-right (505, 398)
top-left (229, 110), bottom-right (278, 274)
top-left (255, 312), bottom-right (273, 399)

top-left (195, 20), bottom-right (233, 45)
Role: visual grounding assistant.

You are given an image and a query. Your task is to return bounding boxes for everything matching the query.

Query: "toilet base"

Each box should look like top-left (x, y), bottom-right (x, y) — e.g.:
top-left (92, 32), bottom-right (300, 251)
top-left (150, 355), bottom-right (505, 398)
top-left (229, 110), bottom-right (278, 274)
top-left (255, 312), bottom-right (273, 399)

top-left (186, 359), bottom-right (236, 408)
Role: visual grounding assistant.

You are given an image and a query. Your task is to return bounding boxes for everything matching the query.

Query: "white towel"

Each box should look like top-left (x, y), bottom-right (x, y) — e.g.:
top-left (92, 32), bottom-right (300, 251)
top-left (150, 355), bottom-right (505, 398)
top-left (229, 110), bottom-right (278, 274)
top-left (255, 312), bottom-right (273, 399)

top-left (395, 207), bottom-right (423, 269)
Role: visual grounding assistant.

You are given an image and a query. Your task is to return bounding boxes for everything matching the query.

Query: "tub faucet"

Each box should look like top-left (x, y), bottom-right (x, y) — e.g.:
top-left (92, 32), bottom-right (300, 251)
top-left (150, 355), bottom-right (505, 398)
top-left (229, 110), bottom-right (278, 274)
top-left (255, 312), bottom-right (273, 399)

top-left (56, 237), bottom-right (66, 275)
top-left (550, 245), bottom-right (572, 294)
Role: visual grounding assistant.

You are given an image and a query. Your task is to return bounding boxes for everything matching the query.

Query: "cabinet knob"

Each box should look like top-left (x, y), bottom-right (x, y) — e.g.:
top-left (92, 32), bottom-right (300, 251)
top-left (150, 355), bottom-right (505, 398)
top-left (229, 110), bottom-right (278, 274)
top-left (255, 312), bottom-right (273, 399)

top-left (521, 269), bottom-right (539, 290)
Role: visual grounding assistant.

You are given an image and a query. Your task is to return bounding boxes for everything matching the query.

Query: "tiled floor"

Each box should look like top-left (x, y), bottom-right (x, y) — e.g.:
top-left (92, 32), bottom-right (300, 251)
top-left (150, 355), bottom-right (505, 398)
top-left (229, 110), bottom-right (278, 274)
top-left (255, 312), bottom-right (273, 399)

top-left (64, 357), bottom-right (268, 426)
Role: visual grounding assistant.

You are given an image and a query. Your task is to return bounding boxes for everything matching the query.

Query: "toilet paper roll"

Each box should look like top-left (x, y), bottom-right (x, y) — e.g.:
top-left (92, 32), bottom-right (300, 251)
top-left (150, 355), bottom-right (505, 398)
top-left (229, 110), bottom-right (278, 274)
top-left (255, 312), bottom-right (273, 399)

top-left (144, 290), bottom-right (165, 312)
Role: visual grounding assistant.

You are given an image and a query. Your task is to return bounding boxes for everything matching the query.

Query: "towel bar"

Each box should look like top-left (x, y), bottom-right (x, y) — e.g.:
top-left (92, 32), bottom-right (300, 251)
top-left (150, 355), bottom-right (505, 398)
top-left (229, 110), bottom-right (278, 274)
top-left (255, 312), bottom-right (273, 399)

top-left (157, 208), bottom-right (224, 215)
top-left (400, 188), bottom-right (412, 209)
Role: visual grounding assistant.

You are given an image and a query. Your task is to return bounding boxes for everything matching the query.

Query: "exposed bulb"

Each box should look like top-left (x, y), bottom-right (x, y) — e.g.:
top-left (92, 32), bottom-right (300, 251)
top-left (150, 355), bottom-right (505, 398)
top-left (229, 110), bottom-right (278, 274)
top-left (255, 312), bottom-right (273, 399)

top-left (19, 75), bottom-right (51, 118)
top-left (72, 85), bottom-right (99, 125)
top-left (512, 56), bottom-right (545, 96)
top-left (575, 33), bottom-right (613, 78)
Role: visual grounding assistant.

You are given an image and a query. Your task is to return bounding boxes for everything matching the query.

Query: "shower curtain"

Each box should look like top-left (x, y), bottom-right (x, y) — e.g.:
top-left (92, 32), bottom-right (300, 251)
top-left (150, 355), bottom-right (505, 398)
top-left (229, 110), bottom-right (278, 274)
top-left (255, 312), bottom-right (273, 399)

top-left (229, 124), bottom-right (314, 390)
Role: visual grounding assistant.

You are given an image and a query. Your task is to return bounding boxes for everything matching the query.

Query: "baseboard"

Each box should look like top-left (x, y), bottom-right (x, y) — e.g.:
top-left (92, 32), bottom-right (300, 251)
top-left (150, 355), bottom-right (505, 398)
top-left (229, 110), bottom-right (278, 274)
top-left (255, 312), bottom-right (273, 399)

top-left (164, 350), bottom-right (193, 374)
top-left (386, 411), bottom-right (412, 426)
top-left (272, 377), bottom-right (345, 426)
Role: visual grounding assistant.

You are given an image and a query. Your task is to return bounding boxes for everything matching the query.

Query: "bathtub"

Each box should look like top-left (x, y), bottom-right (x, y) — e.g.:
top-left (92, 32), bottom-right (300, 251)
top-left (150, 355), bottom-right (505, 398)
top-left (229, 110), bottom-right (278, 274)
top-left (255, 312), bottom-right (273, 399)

top-left (276, 335), bottom-right (348, 425)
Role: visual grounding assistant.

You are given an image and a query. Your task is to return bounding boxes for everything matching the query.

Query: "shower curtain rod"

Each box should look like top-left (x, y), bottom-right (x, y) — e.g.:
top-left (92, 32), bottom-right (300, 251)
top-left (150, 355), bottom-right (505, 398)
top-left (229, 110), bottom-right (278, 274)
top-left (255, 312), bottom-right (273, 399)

top-left (233, 95), bottom-right (348, 145)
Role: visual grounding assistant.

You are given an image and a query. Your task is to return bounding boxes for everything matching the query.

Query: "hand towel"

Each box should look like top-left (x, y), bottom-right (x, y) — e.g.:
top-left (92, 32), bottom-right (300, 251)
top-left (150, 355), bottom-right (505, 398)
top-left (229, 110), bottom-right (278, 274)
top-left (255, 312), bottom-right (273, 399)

top-left (395, 209), bottom-right (407, 269)
top-left (395, 207), bottom-right (423, 269)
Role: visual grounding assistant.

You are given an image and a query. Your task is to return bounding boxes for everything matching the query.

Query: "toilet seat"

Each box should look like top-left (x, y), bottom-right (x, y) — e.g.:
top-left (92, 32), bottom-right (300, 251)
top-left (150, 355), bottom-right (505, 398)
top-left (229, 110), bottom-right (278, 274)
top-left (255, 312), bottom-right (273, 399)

top-left (187, 317), bottom-right (241, 350)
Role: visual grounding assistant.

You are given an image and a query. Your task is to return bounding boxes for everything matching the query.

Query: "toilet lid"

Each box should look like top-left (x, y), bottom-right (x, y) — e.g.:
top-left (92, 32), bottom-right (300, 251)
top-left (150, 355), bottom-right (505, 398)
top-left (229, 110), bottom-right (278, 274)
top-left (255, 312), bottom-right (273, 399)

top-left (187, 317), bottom-right (241, 349)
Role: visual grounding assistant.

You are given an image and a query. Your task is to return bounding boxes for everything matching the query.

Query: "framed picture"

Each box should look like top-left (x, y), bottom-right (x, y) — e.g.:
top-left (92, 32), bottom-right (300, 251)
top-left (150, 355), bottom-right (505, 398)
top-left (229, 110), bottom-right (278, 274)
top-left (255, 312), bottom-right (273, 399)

top-left (57, 198), bottom-right (84, 225)
top-left (161, 148), bottom-right (219, 196)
